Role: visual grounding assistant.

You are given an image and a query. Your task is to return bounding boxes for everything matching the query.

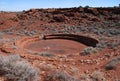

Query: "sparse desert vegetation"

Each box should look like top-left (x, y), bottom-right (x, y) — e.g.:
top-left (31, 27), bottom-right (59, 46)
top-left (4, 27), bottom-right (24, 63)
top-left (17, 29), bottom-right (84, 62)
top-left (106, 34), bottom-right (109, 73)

top-left (80, 71), bottom-right (106, 81)
top-left (0, 6), bottom-right (120, 81)
top-left (0, 55), bottom-right (40, 81)
top-left (80, 47), bottom-right (97, 56)
top-left (105, 56), bottom-right (120, 70)
top-left (44, 71), bottom-right (79, 81)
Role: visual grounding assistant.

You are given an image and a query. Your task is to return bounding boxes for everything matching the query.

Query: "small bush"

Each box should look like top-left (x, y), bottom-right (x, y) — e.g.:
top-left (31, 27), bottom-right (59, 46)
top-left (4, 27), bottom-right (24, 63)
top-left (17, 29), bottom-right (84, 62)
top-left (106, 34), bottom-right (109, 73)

top-left (91, 71), bottom-right (106, 81)
top-left (96, 41), bottom-right (106, 50)
top-left (37, 52), bottom-right (55, 58)
top-left (80, 71), bottom-right (105, 81)
top-left (107, 29), bottom-right (120, 36)
top-left (44, 71), bottom-right (78, 81)
top-left (0, 54), bottom-right (40, 81)
top-left (80, 73), bottom-right (90, 81)
top-left (80, 47), bottom-right (97, 56)
top-left (105, 56), bottom-right (120, 70)
top-left (107, 41), bottom-right (120, 49)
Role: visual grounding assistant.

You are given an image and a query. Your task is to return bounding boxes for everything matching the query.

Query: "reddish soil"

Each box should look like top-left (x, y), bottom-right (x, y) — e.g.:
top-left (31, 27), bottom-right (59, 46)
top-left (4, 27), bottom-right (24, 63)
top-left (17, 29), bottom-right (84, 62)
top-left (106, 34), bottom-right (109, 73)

top-left (0, 7), bottom-right (120, 81)
top-left (25, 39), bottom-right (86, 54)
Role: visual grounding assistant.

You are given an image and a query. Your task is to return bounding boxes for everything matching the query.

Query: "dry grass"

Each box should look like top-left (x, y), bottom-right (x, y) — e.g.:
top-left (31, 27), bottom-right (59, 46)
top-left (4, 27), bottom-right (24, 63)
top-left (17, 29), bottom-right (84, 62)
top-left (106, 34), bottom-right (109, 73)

top-left (80, 47), bottom-right (97, 56)
top-left (44, 71), bottom-right (79, 81)
top-left (0, 54), bottom-right (40, 81)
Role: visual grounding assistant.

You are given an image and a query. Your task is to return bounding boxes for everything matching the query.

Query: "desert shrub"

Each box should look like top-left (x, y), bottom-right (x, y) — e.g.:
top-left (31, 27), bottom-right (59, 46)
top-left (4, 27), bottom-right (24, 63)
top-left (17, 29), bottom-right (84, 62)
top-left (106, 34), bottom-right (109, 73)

top-left (76, 25), bottom-right (86, 32)
top-left (91, 71), bottom-right (106, 81)
top-left (0, 54), bottom-right (39, 81)
top-left (80, 47), bottom-right (97, 56)
top-left (78, 24), bottom-right (120, 37)
top-left (80, 73), bottom-right (90, 81)
top-left (17, 30), bottom-right (34, 36)
top-left (80, 71), bottom-right (105, 81)
top-left (30, 30), bottom-right (37, 35)
top-left (92, 28), bottom-right (105, 35)
top-left (37, 52), bottom-right (55, 58)
top-left (44, 71), bottom-right (78, 81)
top-left (1, 27), bottom-right (14, 34)
top-left (107, 29), bottom-right (120, 36)
top-left (105, 56), bottom-right (120, 70)
top-left (96, 40), bottom-right (107, 50)
top-left (107, 41), bottom-right (120, 49)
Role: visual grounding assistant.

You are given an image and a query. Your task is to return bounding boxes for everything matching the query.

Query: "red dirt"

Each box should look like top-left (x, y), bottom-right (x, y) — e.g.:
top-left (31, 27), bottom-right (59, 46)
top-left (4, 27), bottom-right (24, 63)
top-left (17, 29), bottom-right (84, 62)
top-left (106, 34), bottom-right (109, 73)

top-left (0, 7), bottom-right (120, 81)
top-left (26, 39), bottom-right (87, 55)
